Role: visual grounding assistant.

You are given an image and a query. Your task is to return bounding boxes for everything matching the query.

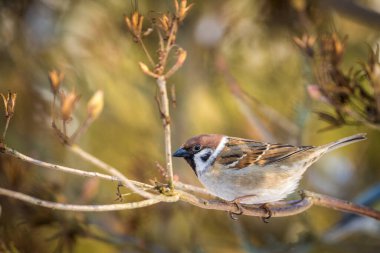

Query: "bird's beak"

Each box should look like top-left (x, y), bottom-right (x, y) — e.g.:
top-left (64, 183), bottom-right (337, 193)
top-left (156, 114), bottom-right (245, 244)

top-left (173, 148), bottom-right (190, 158)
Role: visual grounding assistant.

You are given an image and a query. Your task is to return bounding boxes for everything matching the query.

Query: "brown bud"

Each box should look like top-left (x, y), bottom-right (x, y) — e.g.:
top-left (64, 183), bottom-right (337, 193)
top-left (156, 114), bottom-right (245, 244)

top-left (1, 91), bottom-right (17, 118)
top-left (293, 34), bottom-right (316, 57)
top-left (332, 33), bottom-right (345, 57)
top-left (139, 62), bottom-right (160, 78)
top-left (164, 48), bottom-right (187, 78)
top-left (125, 11), bottom-right (144, 41)
top-left (87, 90), bottom-right (104, 120)
top-left (48, 70), bottom-right (64, 94)
top-left (158, 13), bottom-right (173, 37)
top-left (175, 0), bottom-right (193, 22)
top-left (60, 90), bottom-right (80, 121)
top-left (177, 48), bottom-right (187, 65)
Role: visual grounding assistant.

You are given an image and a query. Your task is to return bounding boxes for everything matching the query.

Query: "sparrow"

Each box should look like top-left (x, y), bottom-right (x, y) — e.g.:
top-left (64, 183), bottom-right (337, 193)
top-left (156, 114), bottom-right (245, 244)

top-left (173, 133), bottom-right (366, 205)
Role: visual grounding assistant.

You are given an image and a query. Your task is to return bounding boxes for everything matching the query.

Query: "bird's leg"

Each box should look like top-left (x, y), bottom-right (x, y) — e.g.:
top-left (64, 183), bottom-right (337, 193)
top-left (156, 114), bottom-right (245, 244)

top-left (228, 195), bottom-right (257, 220)
top-left (115, 181), bottom-right (124, 202)
top-left (259, 203), bottom-right (272, 223)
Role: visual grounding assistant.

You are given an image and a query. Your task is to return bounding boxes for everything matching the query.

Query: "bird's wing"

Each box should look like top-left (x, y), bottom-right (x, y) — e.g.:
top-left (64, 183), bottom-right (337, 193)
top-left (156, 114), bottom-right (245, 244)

top-left (216, 138), bottom-right (314, 169)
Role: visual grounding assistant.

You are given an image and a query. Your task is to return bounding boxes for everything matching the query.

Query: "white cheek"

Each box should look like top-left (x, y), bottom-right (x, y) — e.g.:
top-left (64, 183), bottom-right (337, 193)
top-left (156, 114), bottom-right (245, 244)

top-left (194, 148), bottom-right (213, 174)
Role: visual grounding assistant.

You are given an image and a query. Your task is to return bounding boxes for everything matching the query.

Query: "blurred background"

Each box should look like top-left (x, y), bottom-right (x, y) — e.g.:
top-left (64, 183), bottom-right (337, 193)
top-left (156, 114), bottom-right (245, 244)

top-left (1, 0), bottom-right (380, 252)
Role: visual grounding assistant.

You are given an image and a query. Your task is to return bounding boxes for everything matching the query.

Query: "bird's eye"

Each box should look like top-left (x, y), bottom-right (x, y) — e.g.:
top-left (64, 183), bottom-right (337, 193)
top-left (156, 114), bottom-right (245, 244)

top-left (193, 144), bottom-right (202, 152)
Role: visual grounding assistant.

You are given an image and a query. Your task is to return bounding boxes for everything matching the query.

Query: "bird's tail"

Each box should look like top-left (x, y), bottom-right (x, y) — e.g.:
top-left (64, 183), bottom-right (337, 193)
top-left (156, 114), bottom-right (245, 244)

top-left (323, 133), bottom-right (366, 152)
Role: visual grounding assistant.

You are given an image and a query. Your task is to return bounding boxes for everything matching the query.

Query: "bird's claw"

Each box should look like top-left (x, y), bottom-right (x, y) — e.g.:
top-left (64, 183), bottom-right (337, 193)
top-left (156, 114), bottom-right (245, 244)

top-left (260, 203), bottom-right (272, 223)
top-left (115, 181), bottom-right (124, 202)
top-left (229, 201), bottom-right (244, 220)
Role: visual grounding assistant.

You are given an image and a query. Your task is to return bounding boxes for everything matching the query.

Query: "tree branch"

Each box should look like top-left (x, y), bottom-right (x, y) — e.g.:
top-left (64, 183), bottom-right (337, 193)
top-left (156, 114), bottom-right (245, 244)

top-left (179, 190), bottom-right (380, 220)
top-left (4, 183), bottom-right (378, 221)
top-left (68, 144), bottom-right (179, 202)
top-left (178, 190), bottom-right (313, 217)
top-left (302, 190), bottom-right (380, 220)
top-left (0, 144), bottom-right (207, 198)
top-left (0, 187), bottom-right (160, 211)
top-left (215, 54), bottom-right (300, 141)
top-left (156, 76), bottom-right (174, 189)
top-left (2, 146), bottom-right (113, 181)
top-left (1, 144), bottom-right (379, 220)
top-left (322, 0), bottom-right (380, 28)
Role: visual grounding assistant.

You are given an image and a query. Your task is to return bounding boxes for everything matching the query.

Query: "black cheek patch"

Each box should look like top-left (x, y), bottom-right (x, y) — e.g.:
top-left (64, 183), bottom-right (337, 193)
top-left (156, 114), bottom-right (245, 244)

top-left (201, 153), bottom-right (211, 162)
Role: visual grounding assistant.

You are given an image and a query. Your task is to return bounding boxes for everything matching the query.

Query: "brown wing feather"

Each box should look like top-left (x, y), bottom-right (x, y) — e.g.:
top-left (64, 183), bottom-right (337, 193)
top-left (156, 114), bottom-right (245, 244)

top-left (217, 138), bottom-right (314, 169)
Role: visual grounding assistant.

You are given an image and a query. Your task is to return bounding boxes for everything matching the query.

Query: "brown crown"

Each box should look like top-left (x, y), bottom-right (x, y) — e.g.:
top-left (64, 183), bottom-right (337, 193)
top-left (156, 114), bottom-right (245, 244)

top-left (182, 134), bottom-right (224, 150)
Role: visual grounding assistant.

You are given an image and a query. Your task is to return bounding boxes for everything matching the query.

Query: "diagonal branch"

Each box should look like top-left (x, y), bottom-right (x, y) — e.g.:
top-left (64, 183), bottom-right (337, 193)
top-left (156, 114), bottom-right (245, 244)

top-left (68, 144), bottom-right (178, 202)
top-left (0, 187), bottom-right (160, 211)
top-left (0, 145), bottom-right (153, 190)
top-left (0, 145), bottom-right (206, 197)
top-left (215, 54), bottom-right (300, 141)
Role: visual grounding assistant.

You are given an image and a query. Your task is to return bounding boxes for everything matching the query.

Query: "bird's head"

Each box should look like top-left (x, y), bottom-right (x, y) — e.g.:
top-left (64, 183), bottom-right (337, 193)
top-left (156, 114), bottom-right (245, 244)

top-left (173, 134), bottom-right (225, 175)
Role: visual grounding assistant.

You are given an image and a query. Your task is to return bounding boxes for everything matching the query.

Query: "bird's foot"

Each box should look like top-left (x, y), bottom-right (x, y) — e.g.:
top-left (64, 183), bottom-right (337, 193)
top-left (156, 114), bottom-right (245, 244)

top-left (229, 201), bottom-right (243, 220)
top-left (259, 203), bottom-right (272, 223)
top-left (228, 195), bottom-right (257, 220)
top-left (115, 181), bottom-right (124, 202)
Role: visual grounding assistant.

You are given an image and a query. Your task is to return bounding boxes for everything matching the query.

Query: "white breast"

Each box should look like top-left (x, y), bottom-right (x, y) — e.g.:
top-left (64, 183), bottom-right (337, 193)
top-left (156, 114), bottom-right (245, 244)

top-left (198, 162), bottom-right (310, 204)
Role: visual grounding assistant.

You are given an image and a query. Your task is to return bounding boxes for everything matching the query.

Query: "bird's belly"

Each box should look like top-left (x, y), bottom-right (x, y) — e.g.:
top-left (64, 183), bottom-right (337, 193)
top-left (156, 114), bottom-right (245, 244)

top-left (199, 164), bottom-right (306, 204)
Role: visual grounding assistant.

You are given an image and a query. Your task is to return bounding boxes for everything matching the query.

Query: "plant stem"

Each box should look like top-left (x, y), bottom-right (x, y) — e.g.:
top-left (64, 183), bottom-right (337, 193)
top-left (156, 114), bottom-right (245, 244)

top-left (302, 190), bottom-right (380, 220)
top-left (2, 117), bottom-right (10, 141)
top-left (51, 94), bottom-right (56, 123)
top-left (68, 144), bottom-right (178, 202)
top-left (0, 187), bottom-right (160, 211)
top-left (62, 119), bottom-right (67, 136)
top-left (70, 116), bottom-right (92, 143)
top-left (160, 22), bottom-right (177, 73)
top-left (156, 76), bottom-right (174, 189)
top-left (138, 38), bottom-right (155, 67)
top-left (1, 145), bottom-right (147, 189)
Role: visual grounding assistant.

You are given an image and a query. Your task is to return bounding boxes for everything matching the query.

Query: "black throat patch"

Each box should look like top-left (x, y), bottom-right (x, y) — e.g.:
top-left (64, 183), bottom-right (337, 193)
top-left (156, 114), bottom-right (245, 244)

top-left (184, 156), bottom-right (197, 176)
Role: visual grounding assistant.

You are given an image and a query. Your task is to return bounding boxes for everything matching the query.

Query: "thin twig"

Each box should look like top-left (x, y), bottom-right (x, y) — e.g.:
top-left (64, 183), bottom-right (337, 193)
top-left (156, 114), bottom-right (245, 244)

top-left (174, 181), bottom-right (213, 197)
top-left (0, 145), bottom-right (206, 196)
top-left (1, 144), bottom-right (213, 198)
top-left (138, 38), bottom-right (155, 67)
top-left (2, 117), bottom-right (10, 141)
top-left (215, 56), bottom-right (274, 142)
top-left (322, 0), bottom-right (380, 28)
top-left (234, 99), bottom-right (274, 142)
top-left (170, 84), bottom-right (177, 108)
top-left (0, 145), bottom-right (153, 190)
top-left (62, 119), bottom-right (67, 137)
top-left (68, 144), bottom-right (178, 202)
top-left (159, 21), bottom-right (178, 74)
top-left (215, 54), bottom-right (300, 141)
top-left (70, 117), bottom-right (92, 143)
top-left (302, 190), bottom-right (380, 220)
top-left (51, 94), bottom-right (57, 124)
top-left (156, 76), bottom-right (174, 189)
top-left (0, 187), bottom-right (160, 211)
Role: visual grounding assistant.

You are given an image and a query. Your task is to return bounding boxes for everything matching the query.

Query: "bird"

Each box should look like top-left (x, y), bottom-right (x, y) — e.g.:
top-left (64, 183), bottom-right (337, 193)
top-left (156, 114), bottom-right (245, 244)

top-left (173, 133), bottom-right (366, 205)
